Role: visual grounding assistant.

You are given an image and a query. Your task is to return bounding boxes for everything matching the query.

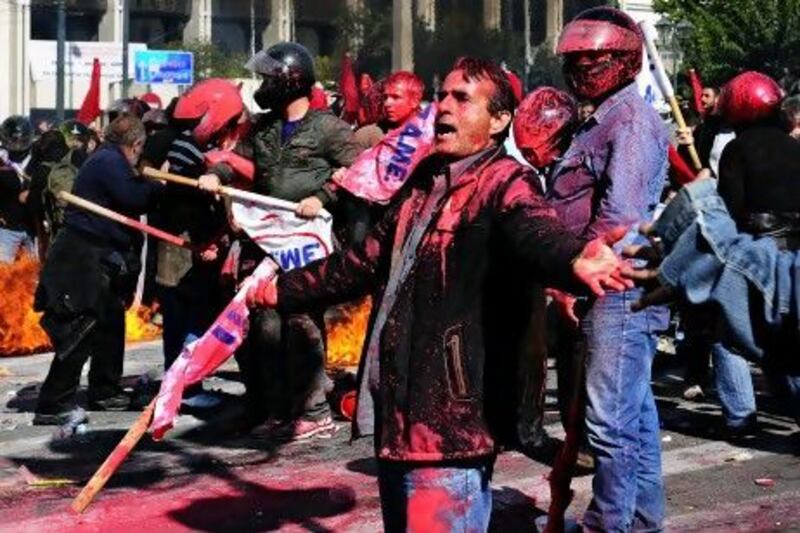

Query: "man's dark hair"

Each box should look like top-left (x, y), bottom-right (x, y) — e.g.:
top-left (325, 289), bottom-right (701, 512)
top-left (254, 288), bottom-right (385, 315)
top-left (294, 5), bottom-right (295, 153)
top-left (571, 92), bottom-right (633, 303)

top-left (704, 86), bottom-right (720, 96)
top-left (104, 114), bottom-right (146, 147)
top-left (451, 57), bottom-right (517, 140)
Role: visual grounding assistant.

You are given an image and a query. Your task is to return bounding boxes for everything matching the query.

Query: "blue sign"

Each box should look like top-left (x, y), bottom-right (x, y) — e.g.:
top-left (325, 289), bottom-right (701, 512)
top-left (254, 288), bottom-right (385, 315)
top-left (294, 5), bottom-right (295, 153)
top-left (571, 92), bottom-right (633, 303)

top-left (134, 50), bottom-right (194, 85)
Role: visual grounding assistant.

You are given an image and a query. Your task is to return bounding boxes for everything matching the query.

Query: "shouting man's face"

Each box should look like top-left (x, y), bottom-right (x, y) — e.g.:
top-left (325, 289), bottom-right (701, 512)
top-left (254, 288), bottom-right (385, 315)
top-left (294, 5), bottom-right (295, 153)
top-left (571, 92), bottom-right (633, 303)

top-left (383, 80), bottom-right (420, 126)
top-left (434, 69), bottom-right (511, 158)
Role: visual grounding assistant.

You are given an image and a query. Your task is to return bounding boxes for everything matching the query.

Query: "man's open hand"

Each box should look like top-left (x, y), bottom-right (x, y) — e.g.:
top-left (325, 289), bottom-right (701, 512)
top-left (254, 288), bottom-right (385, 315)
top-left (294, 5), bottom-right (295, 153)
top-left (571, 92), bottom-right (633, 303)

top-left (572, 226), bottom-right (634, 297)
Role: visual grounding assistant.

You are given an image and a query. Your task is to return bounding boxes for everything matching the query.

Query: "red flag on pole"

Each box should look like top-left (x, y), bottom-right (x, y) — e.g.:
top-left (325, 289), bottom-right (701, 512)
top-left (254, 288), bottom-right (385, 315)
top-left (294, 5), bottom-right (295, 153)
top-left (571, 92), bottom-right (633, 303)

top-left (688, 68), bottom-right (704, 116)
top-left (340, 53), bottom-right (360, 124)
top-left (668, 143), bottom-right (697, 185)
top-left (76, 58), bottom-right (102, 125)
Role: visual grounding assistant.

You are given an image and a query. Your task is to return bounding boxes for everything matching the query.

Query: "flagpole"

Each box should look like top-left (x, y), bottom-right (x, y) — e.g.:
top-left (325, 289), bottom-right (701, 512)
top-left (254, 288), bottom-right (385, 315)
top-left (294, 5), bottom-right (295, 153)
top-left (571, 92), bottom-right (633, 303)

top-left (59, 191), bottom-right (194, 249)
top-left (141, 167), bottom-right (331, 217)
top-left (70, 400), bottom-right (156, 513)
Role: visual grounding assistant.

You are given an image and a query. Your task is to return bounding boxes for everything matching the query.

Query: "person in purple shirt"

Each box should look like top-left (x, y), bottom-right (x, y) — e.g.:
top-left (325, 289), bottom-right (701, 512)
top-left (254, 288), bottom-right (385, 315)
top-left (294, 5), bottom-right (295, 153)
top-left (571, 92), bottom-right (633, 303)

top-left (548, 8), bottom-right (671, 531)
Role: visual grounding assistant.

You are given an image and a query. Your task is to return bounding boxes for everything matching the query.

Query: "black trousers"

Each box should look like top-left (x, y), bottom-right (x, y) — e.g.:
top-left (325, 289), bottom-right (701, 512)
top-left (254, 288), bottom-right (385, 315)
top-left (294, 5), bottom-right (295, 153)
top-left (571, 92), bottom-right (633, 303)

top-left (36, 295), bottom-right (126, 414)
top-left (235, 308), bottom-right (331, 423)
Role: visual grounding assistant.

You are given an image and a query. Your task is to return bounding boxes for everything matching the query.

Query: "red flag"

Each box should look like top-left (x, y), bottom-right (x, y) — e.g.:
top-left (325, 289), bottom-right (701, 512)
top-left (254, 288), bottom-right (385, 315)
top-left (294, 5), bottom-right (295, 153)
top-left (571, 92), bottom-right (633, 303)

top-left (688, 68), bottom-right (704, 116)
top-left (76, 58), bottom-right (101, 125)
top-left (340, 53), bottom-right (360, 124)
top-left (309, 85), bottom-right (329, 111)
top-left (668, 143), bottom-right (696, 185)
top-left (504, 70), bottom-right (524, 104)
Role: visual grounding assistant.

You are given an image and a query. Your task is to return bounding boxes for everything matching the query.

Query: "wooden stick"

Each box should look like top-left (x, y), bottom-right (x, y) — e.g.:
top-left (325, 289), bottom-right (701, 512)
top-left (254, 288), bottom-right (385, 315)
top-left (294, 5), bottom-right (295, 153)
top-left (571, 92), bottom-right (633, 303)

top-left (544, 347), bottom-right (587, 533)
top-left (70, 399), bottom-right (156, 514)
top-left (142, 167), bottom-right (325, 217)
top-left (59, 191), bottom-right (193, 249)
top-left (640, 21), bottom-right (703, 171)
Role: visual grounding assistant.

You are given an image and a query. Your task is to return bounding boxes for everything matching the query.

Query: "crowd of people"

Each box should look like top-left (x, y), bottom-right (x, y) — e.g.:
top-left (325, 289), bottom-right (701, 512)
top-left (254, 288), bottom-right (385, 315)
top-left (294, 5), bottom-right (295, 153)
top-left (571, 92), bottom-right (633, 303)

top-left (1, 5), bottom-right (799, 531)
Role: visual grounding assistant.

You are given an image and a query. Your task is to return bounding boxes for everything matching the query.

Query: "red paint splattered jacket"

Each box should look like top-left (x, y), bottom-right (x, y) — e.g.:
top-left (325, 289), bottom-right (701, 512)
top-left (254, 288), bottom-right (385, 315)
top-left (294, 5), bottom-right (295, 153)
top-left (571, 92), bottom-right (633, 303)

top-left (277, 147), bottom-right (586, 461)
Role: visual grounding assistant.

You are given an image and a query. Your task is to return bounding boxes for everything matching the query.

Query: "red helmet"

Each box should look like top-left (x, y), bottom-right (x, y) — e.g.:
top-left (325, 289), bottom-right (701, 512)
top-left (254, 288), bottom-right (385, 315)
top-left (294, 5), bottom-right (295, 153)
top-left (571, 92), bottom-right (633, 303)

top-left (173, 79), bottom-right (244, 146)
top-left (557, 7), bottom-right (643, 100)
top-left (514, 87), bottom-right (578, 169)
top-left (718, 71), bottom-right (783, 126)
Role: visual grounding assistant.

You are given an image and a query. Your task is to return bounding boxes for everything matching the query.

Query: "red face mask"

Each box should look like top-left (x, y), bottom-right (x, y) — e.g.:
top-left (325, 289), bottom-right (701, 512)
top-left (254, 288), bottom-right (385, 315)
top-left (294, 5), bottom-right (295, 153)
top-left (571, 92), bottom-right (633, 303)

top-left (383, 81), bottom-right (420, 126)
top-left (563, 51), bottom-right (640, 101)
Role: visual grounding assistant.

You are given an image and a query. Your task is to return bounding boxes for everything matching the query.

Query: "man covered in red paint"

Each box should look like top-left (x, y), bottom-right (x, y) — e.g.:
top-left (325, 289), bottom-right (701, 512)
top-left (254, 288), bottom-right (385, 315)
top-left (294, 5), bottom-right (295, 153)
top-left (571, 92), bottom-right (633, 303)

top-left (354, 71), bottom-right (426, 150)
top-left (548, 8), bottom-right (671, 531)
top-left (247, 57), bottom-right (631, 531)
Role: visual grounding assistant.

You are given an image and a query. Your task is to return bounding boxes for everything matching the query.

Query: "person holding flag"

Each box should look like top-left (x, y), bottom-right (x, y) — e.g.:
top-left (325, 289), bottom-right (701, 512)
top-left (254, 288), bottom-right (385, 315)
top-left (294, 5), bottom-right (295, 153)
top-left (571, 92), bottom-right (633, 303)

top-left (245, 56), bottom-right (632, 531)
top-left (154, 78), bottom-right (246, 410)
top-left (206, 42), bottom-right (363, 439)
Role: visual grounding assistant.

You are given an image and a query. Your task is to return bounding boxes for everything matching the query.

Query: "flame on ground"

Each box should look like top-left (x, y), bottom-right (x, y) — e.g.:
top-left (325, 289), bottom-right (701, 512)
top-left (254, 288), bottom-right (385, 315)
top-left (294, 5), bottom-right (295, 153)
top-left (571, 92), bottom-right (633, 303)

top-left (0, 255), bottom-right (161, 356)
top-left (0, 255), bottom-right (51, 356)
top-left (125, 305), bottom-right (162, 343)
top-left (326, 297), bottom-right (371, 368)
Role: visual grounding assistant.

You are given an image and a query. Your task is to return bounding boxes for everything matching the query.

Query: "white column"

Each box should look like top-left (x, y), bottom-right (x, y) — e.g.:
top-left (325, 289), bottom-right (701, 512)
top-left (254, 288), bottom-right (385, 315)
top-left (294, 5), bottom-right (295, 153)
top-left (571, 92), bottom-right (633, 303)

top-left (1, 0), bottom-right (31, 117)
top-left (264, 0), bottom-right (295, 46)
top-left (483, 0), bottom-right (501, 31)
top-left (184, 0), bottom-right (213, 42)
top-left (416, 0), bottom-right (436, 32)
top-left (392, 0), bottom-right (413, 71)
top-left (99, 0), bottom-right (123, 42)
top-left (546, 0), bottom-right (564, 49)
top-left (20, 0), bottom-right (31, 114)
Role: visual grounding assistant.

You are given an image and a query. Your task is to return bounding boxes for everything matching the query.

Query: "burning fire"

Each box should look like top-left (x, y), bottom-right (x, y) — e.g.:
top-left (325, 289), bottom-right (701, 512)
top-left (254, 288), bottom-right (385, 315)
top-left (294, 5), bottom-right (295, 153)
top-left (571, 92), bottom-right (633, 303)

top-left (0, 255), bottom-right (51, 356)
top-left (0, 255), bottom-right (161, 356)
top-left (326, 297), bottom-right (371, 368)
top-left (125, 305), bottom-right (162, 343)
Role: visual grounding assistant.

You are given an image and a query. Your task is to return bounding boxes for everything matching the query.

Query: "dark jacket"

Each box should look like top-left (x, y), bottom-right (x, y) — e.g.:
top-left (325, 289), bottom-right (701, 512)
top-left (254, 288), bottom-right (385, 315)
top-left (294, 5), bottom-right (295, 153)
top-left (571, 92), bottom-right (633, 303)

top-left (277, 148), bottom-right (586, 461)
top-left (0, 154), bottom-right (33, 233)
top-left (213, 109), bottom-right (362, 205)
top-left (65, 144), bottom-right (162, 251)
top-left (718, 126), bottom-right (800, 224)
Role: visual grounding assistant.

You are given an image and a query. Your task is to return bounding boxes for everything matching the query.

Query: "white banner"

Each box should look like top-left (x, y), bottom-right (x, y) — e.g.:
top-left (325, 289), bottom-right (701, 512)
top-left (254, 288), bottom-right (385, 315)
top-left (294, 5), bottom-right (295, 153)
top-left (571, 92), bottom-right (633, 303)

top-left (29, 40), bottom-right (148, 83)
top-left (230, 193), bottom-right (334, 272)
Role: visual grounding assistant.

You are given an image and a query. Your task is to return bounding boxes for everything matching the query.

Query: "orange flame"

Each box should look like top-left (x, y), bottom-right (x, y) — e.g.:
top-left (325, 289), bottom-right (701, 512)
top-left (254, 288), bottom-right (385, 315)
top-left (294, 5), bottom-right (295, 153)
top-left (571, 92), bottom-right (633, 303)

top-left (125, 305), bottom-right (162, 343)
top-left (0, 255), bottom-right (161, 356)
top-left (326, 297), bottom-right (371, 368)
top-left (0, 255), bottom-right (51, 356)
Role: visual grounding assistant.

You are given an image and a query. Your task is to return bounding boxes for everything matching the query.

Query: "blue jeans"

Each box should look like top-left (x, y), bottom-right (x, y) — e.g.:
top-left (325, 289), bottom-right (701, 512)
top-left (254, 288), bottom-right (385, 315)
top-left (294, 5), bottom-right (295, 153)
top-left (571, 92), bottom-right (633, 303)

top-left (582, 291), bottom-right (667, 532)
top-left (712, 343), bottom-right (756, 429)
top-left (378, 459), bottom-right (493, 533)
top-left (0, 228), bottom-right (35, 263)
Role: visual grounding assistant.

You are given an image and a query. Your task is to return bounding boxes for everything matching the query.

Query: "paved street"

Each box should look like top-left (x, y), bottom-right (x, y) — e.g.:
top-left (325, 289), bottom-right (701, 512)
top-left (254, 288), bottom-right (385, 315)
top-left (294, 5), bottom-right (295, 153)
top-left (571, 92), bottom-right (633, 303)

top-left (0, 341), bottom-right (798, 532)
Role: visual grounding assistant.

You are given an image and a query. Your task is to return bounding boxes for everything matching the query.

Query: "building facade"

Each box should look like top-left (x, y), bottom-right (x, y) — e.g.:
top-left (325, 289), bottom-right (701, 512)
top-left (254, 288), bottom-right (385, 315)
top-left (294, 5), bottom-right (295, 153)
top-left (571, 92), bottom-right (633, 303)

top-left (0, 0), bottom-right (659, 119)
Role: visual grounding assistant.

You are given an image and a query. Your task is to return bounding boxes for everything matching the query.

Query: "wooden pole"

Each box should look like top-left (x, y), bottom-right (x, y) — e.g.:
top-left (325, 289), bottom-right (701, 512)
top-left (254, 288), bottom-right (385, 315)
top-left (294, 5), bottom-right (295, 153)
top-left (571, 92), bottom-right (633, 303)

top-left (544, 347), bottom-right (586, 533)
top-left (142, 167), bottom-right (319, 216)
top-left (70, 400), bottom-right (156, 513)
top-left (640, 20), bottom-right (703, 171)
top-left (59, 191), bottom-right (193, 249)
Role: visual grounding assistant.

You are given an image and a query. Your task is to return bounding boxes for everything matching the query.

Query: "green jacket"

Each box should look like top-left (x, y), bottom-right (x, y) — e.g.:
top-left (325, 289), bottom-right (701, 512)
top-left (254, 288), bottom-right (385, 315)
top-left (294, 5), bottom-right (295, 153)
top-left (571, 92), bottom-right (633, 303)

top-left (213, 109), bottom-right (362, 204)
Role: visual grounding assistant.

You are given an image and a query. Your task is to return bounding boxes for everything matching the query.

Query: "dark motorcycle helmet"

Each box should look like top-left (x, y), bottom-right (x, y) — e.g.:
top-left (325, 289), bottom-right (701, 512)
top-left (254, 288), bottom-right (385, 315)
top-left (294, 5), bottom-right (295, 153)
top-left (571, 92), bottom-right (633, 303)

top-left (108, 97), bottom-right (151, 121)
top-left (59, 119), bottom-right (91, 145)
top-left (1, 115), bottom-right (34, 154)
top-left (246, 42), bottom-right (315, 111)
